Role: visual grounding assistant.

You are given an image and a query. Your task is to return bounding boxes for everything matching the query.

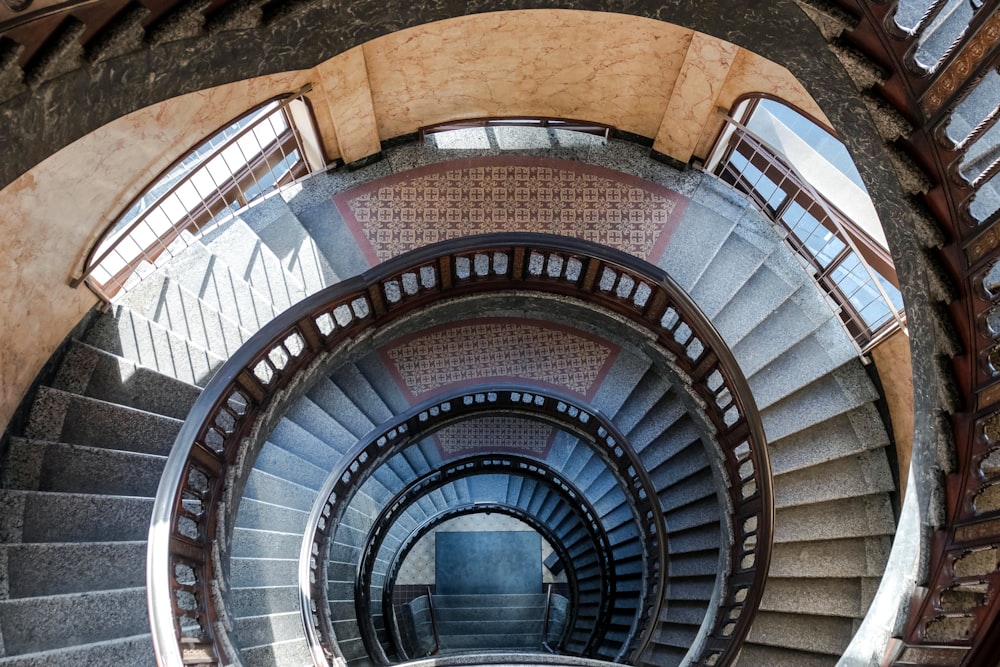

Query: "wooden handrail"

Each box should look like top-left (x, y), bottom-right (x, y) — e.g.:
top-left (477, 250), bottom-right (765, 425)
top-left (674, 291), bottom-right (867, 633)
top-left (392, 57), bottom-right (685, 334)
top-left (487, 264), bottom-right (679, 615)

top-left (148, 233), bottom-right (772, 667)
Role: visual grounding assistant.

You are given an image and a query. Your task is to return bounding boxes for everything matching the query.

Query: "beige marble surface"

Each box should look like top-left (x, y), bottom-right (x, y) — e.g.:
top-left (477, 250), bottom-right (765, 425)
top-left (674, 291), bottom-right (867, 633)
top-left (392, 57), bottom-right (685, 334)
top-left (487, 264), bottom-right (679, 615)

top-left (364, 10), bottom-right (691, 140)
top-left (653, 32), bottom-right (740, 162)
top-left (315, 47), bottom-right (381, 164)
top-left (692, 47), bottom-right (831, 159)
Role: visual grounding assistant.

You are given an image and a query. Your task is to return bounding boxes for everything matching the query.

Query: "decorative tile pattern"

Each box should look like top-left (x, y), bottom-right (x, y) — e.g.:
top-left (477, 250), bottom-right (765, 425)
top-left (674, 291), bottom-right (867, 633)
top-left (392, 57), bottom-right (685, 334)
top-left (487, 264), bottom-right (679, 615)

top-left (382, 319), bottom-right (616, 399)
top-left (435, 417), bottom-right (554, 457)
top-left (334, 157), bottom-right (687, 265)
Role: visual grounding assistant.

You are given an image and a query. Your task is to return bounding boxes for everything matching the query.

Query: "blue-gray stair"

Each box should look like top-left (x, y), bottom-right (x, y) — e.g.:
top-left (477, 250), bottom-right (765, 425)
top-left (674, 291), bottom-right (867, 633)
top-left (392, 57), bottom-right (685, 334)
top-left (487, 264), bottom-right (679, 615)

top-left (0, 347), bottom-right (201, 665)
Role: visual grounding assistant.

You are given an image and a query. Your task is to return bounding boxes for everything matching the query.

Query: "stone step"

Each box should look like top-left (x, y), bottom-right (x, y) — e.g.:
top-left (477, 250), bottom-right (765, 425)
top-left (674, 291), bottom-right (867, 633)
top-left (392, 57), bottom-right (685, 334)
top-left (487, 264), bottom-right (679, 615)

top-left (664, 495), bottom-right (722, 534)
top-left (0, 491), bottom-right (152, 543)
top-left (280, 180), bottom-right (374, 284)
top-left (242, 468), bottom-right (318, 512)
top-left (159, 241), bottom-right (279, 333)
top-left (0, 541), bottom-right (145, 598)
top-left (305, 375), bottom-right (377, 439)
top-left (230, 557), bottom-right (298, 590)
top-left (198, 216), bottom-right (308, 313)
top-left (0, 587), bottom-right (148, 657)
top-left (773, 494), bottom-right (895, 545)
top-left (240, 635), bottom-right (314, 667)
top-left (25, 387), bottom-right (182, 456)
top-left (3, 439), bottom-right (165, 497)
top-left (587, 353), bottom-right (652, 424)
top-left (329, 363), bottom-right (394, 428)
top-left (759, 577), bottom-right (866, 618)
top-left (745, 610), bottom-right (853, 656)
top-left (689, 231), bottom-right (770, 319)
top-left (657, 186), bottom-right (742, 291)
top-left (646, 437), bottom-right (713, 498)
top-left (711, 258), bottom-right (806, 348)
top-left (233, 611), bottom-right (304, 653)
top-left (769, 536), bottom-right (891, 579)
top-left (117, 272), bottom-right (251, 359)
top-left (624, 388), bottom-right (688, 453)
top-left (746, 321), bottom-right (857, 408)
top-left (266, 416), bottom-right (348, 473)
top-left (734, 643), bottom-right (837, 667)
top-left (354, 353), bottom-right (412, 415)
top-left (83, 304), bottom-right (226, 387)
top-left (611, 370), bottom-right (672, 436)
top-left (231, 527), bottom-right (303, 560)
top-left (253, 440), bottom-right (329, 491)
top-left (52, 340), bottom-right (201, 420)
top-left (760, 362), bottom-right (878, 442)
top-left (238, 194), bottom-right (337, 297)
top-left (283, 396), bottom-right (359, 456)
top-left (766, 404), bottom-right (889, 477)
top-left (0, 633), bottom-right (154, 666)
top-left (235, 498), bottom-right (309, 534)
top-left (772, 450), bottom-right (894, 510)
top-left (730, 282), bottom-right (835, 370)
top-left (230, 585), bottom-right (300, 619)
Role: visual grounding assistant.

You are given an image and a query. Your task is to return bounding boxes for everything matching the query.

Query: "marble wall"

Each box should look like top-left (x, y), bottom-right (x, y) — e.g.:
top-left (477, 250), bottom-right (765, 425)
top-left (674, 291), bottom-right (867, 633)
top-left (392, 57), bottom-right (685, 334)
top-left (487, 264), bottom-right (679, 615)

top-left (0, 10), bottom-right (829, 431)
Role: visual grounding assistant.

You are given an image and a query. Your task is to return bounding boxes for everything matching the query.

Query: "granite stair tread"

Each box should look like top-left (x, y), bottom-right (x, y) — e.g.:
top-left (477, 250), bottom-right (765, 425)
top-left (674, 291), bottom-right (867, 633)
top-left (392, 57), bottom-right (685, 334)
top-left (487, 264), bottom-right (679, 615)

top-left (24, 386), bottom-right (182, 456)
top-left (0, 541), bottom-right (146, 598)
top-left (52, 339), bottom-right (201, 420)
top-left (2, 438), bottom-right (165, 496)
top-left (158, 240), bottom-right (280, 333)
top-left (237, 194), bottom-right (338, 297)
top-left (0, 587), bottom-right (148, 657)
top-left (83, 304), bottom-right (226, 387)
top-left (198, 215), bottom-right (309, 312)
top-left (0, 632), bottom-right (154, 666)
top-left (116, 270), bottom-right (253, 358)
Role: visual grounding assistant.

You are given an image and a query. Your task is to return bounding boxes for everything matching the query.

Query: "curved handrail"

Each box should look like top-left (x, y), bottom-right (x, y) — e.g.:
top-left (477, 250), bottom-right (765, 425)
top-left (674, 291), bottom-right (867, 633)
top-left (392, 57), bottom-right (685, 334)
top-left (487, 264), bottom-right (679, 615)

top-left (300, 389), bottom-right (651, 666)
top-left (380, 503), bottom-right (582, 660)
top-left (349, 448), bottom-right (616, 663)
top-left (147, 232), bottom-right (772, 667)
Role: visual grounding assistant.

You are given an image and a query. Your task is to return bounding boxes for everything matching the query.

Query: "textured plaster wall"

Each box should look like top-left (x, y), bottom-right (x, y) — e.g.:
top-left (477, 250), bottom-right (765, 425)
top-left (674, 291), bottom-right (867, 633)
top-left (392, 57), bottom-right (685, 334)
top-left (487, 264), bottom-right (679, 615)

top-left (0, 10), bottom-right (825, 431)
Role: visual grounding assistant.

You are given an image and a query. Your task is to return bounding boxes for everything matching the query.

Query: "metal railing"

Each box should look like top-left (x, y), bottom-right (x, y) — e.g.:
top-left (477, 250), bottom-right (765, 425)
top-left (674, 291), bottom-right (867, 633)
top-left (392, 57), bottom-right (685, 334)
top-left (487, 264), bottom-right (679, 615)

top-left (147, 233), bottom-right (772, 667)
top-left (76, 89), bottom-right (315, 303)
top-left (419, 116), bottom-right (613, 141)
top-left (424, 587), bottom-right (440, 657)
top-left (542, 583), bottom-right (558, 653)
top-left (347, 445), bottom-right (620, 664)
top-left (709, 117), bottom-right (907, 352)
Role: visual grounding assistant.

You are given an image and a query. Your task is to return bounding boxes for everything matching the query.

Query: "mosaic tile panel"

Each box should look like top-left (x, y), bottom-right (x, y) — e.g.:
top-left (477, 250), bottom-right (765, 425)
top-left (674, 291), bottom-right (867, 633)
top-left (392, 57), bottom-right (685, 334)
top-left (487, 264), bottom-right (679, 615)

top-left (435, 416), bottom-right (554, 457)
top-left (334, 157), bottom-right (687, 265)
top-left (382, 319), bottom-right (616, 399)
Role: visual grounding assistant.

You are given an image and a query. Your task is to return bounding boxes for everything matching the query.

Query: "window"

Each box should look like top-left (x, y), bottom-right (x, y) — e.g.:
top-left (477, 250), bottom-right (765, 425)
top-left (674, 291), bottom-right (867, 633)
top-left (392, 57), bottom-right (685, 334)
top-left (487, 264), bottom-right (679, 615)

top-left (78, 92), bottom-right (322, 302)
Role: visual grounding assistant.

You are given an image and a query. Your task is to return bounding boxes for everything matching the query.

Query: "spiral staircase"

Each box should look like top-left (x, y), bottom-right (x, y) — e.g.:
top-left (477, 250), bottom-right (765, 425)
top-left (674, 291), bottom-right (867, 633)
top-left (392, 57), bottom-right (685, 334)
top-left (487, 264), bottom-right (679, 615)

top-left (0, 136), bottom-right (898, 667)
top-left (4, 0), bottom-right (1000, 658)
